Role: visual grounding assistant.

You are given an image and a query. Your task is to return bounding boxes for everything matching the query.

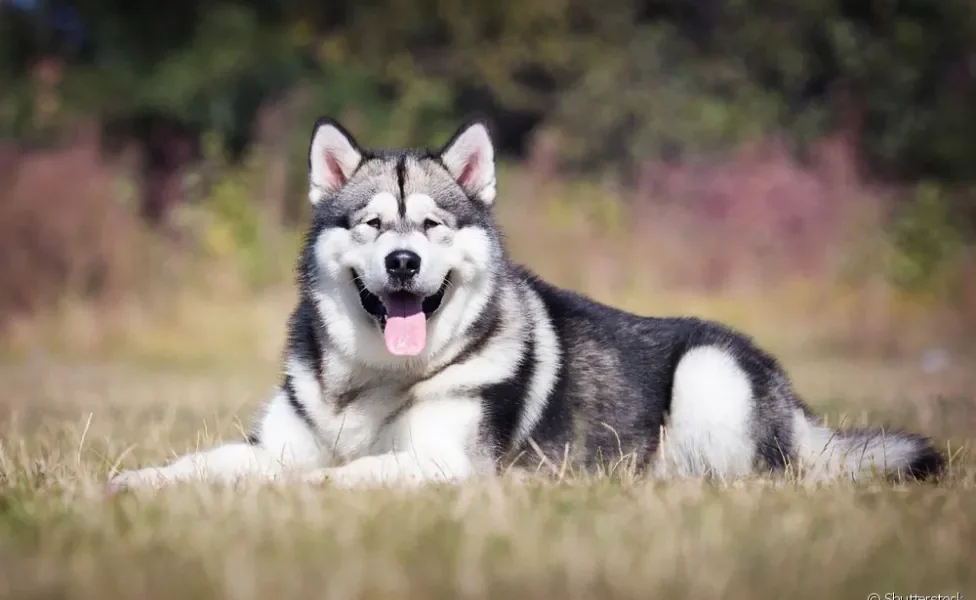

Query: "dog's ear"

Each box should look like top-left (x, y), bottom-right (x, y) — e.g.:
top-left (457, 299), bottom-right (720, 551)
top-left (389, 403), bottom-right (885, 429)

top-left (439, 117), bottom-right (496, 205)
top-left (308, 117), bottom-right (363, 205)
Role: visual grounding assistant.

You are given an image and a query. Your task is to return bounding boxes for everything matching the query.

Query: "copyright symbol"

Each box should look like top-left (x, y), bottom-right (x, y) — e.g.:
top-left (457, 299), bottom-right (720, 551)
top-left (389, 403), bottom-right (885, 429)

top-left (867, 594), bottom-right (881, 600)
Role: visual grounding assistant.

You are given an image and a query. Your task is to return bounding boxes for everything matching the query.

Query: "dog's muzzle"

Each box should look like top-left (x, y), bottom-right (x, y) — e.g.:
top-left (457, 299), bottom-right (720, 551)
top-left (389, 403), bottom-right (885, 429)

top-left (351, 269), bottom-right (449, 357)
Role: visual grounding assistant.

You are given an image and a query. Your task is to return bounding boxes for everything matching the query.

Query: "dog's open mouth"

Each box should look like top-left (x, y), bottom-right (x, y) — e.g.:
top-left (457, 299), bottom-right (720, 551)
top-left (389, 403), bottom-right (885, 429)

top-left (352, 271), bottom-right (449, 357)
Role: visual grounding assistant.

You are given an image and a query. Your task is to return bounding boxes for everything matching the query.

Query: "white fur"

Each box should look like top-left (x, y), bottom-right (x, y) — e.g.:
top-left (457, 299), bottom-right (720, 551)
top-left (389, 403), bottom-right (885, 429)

top-left (419, 225), bottom-right (497, 360)
top-left (440, 123), bottom-right (496, 205)
top-left (110, 387), bottom-right (484, 491)
top-left (411, 284), bottom-right (527, 400)
top-left (308, 123), bottom-right (362, 203)
top-left (792, 411), bottom-right (923, 482)
top-left (653, 346), bottom-right (756, 479)
top-left (512, 287), bottom-right (561, 447)
top-left (362, 191), bottom-right (400, 222)
top-left (256, 391), bottom-right (327, 467)
top-left (403, 193), bottom-right (437, 222)
top-left (285, 357), bottom-right (399, 461)
top-left (304, 397), bottom-right (484, 487)
top-left (107, 443), bottom-right (280, 490)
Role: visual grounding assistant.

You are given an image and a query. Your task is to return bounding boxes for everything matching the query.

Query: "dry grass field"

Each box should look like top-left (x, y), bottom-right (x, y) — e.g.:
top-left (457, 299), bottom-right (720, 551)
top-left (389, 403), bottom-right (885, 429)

top-left (0, 333), bottom-right (973, 599)
top-left (0, 164), bottom-right (974, 599)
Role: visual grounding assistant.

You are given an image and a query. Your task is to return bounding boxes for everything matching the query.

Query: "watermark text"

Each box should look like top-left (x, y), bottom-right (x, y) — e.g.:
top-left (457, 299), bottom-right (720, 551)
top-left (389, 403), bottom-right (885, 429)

top-left (866, 594), bottom-right (963, 600)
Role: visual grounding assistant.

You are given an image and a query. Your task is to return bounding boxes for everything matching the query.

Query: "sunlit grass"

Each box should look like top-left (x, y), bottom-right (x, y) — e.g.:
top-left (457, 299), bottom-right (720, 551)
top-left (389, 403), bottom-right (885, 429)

top-left (0, 165), bottom-right (973, 599)
top-left (0, 356), bottom-right (972, 600)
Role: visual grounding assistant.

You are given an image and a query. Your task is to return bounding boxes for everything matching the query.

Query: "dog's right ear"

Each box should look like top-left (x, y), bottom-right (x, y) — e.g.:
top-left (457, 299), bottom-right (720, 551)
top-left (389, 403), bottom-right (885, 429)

top-left (308, 118), bottom-right (363, 205)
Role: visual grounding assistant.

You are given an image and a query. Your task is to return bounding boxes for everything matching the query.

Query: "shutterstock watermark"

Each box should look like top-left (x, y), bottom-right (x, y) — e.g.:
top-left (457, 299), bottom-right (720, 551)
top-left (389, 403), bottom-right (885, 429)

top-left (866, 594), bottom-right (964, 600)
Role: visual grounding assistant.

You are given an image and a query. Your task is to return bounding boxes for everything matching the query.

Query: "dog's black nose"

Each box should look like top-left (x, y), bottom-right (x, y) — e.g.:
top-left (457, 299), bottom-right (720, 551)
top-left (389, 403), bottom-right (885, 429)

top-left (385, 250), bottom-right (421, 279)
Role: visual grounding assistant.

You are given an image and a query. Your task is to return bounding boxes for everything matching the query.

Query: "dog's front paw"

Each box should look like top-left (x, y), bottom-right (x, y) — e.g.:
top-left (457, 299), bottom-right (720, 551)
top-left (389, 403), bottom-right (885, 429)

top-left (106, 468), bottom-right (170, 495)
top-left (300, 467), bottom-right (365, 488)
top-left (300, 468), bottom-right (333, 486)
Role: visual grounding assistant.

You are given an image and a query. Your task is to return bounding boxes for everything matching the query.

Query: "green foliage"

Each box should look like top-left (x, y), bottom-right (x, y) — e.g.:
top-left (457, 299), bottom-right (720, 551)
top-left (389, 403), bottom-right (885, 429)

top-left (0, 80), bottom-right (37, 139)
top-left (4, 0), bottom-right (975, 180)
top-left (2, 0), bottom-right (975, 247)
top-left (887, 183), bottom-right (964, 297)
top-left (193, 133), bottom-right (286, 289)
top-left (552, 27), bottom-right (787, 167)
top-left (2, 2), bottom-right (309, 147)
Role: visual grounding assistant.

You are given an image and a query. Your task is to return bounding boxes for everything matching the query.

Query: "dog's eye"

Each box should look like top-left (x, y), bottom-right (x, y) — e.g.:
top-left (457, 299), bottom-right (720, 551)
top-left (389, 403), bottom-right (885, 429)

top-left (423, 219), bottom-right (441, 231)
top-left (365, 218), bottom-right (382, 229)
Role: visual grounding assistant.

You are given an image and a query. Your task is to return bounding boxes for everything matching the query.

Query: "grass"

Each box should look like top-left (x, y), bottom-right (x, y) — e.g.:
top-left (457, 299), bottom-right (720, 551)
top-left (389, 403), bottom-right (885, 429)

top-left (0, 351), bottom-right (974, 600)
top-left (4, 117), bottom-right (976, 597)
top-left (0, 170), bottom-right (973, 598)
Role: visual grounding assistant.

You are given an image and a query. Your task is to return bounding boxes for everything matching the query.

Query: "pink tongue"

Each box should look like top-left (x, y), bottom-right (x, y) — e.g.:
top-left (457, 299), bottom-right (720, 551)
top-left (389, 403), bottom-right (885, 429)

top-left (383, 295), bottom-right (427, 356)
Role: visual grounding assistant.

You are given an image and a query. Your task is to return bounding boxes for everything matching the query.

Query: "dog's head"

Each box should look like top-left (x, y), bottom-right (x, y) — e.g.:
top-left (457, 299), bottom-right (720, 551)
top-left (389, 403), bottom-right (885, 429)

top-left (302, 117), bottom-right (503, 365)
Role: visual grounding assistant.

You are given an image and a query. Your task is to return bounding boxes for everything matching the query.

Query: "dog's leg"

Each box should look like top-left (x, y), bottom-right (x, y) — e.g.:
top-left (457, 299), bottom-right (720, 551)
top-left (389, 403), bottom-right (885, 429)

top-left (108, 391), bottom-right (324, 491)
top-left (107, 442), bottom-right (286, 491)
top-left (303, 449), bottom-right (475, 488)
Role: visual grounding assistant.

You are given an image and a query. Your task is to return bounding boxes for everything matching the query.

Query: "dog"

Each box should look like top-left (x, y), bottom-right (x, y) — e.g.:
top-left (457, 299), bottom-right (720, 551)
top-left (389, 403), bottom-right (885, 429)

top-left (108, 117), bottom-right (945, 491)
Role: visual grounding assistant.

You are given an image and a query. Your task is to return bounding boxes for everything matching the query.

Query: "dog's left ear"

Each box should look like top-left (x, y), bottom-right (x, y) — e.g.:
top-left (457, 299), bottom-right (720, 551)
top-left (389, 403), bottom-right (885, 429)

top-left (439, 118), bottom-right (496, 205)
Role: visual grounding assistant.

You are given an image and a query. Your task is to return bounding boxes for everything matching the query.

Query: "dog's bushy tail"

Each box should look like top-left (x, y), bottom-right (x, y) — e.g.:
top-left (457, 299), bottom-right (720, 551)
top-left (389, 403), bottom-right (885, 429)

top-left (791, 411), bottom-right (945, 482)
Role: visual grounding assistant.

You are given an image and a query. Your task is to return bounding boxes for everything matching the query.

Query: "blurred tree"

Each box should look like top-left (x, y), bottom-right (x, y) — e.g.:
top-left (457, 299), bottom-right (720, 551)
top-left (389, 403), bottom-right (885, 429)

top-left (2, 0), bottom-right (974, 226)
top-left (303, 0), bottom-right (976, 185)
top-left (1, 0), bottom-right (313, 226)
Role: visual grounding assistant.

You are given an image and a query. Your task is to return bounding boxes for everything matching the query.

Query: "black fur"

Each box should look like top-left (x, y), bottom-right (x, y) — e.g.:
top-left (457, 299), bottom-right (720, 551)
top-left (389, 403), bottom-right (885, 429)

top-left (490, 269), bottom-right (944, 481)
top-left (395, 154), bottom-right (407, 217)
top-left (480, 323), bottom-right (536, 457)
top-left (282, 373), bottom-right (316, 433)
top-left (904, 439), bottom-right (946, 480)
top-left (281, 299), bottom-right (325, 434)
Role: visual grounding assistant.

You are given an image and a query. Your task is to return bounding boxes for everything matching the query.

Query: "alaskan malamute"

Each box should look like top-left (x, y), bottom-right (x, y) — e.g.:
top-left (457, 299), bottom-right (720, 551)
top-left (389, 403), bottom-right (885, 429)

top-left (109, 117), bottom-right (944, 490)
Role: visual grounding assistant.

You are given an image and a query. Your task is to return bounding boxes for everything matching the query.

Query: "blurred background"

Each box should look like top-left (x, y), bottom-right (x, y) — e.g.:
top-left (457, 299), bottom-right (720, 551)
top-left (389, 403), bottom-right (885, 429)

top-left (1, 0), bottom-right (974, 367)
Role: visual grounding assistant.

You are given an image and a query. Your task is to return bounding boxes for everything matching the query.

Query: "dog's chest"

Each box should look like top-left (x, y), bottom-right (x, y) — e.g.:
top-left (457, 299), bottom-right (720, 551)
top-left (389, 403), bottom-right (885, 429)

top-left (320, 372), bottom-right (414, 458)
top-left (313, 360), bottom-right (486, 462)
top-left (319, 358), bottom-right (478, 458)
